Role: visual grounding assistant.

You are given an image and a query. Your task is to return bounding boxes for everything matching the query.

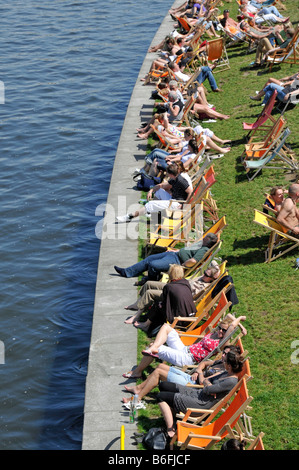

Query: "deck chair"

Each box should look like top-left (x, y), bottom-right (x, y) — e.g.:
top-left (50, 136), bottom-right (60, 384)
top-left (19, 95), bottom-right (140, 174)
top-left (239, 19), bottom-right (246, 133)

top-left (164, 164), bottom-right (216, 219)
top-left (149, 124), bottom-right (181, 152)
top-left (176, 364), bottom-right (252, 424)
top-left (175, 15), bottom-right (194, 34)
top-left (206, 38), bottom-right (230, 73)
top-left (173, 378), bottom-right (253, 450)
top-left (242, 90), bottom-right (278, 139)
top-left (145, 202), bottom-right (204, 256)
top-left (265, 28), bottom-right (299, 72)
top-left (247, 432), bottom-right (265, 450)
top-left (175, 94), bottom-right (196, 127)
top-left (242, 114), bottom-right (286, 160)
top-left (244, 128), bottom-right (298, 180)
top-left (173, 289), bottom-right (232, 334)
top-left (253, 209), bottom-right (299, 262)
top-left (202, 189), bottom-right (220, 225)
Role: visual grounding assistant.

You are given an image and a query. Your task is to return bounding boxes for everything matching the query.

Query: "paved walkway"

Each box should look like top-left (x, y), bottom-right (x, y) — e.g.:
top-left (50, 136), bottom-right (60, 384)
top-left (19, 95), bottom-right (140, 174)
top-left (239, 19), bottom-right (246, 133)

top-left (81, 1), bottom-right (181, 451)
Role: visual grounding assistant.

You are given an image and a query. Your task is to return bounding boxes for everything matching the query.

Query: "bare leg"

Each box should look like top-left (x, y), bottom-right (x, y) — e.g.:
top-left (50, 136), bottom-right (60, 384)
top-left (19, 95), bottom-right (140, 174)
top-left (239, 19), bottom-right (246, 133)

top-left (144, 323), bottom-right (173, 354)
top-left (159, 402), bottom-right (176, 438)
top-left (122, 364), bottom-right (170, 403)
top-left (192, 104), bottom-right (230, 120)
top-left (205, 136), bottom-right (231, 153)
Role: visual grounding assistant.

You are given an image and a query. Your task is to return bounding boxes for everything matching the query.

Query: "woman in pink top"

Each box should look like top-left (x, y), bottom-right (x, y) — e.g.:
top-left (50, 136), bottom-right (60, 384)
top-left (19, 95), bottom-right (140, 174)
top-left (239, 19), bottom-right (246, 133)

top-left (122, 315), bottom-right (247, 379)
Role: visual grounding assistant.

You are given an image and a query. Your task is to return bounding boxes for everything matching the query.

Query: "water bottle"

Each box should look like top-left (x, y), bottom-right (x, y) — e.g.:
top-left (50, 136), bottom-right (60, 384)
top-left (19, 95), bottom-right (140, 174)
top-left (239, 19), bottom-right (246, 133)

top-left (295, 258), bottom-right (299, 270)
top-left (129, 395), bottom-right (138, 423)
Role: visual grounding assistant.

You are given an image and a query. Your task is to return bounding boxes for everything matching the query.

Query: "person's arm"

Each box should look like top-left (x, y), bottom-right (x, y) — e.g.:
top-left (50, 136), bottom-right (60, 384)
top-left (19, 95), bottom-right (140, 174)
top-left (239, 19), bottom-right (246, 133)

top-left (283, 87), bottom-right (299, 102)
top-left (184, 185), bottom-right (193, 204)
top-left (147, 182), bottom-right (171, 200)
top-left (223, 315), bottom-right (247, 340)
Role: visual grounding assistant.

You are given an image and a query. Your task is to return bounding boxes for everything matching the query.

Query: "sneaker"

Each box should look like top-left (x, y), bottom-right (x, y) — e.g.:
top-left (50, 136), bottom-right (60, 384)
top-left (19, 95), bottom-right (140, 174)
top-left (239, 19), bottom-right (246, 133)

top-left (116, 214), bottom-right (131, 223)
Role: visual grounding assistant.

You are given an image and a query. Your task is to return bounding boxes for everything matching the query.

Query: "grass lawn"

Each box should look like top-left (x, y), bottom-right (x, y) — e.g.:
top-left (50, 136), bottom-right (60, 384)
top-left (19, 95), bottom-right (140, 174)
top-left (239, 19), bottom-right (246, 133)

top-left (135, 0), bottom-right (299, 450)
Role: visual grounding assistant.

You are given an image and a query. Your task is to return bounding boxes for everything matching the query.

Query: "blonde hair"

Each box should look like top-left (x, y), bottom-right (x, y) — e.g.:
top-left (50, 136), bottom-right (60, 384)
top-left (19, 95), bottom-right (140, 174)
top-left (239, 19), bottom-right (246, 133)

top-left (168, 264), bottom-right (184, 281)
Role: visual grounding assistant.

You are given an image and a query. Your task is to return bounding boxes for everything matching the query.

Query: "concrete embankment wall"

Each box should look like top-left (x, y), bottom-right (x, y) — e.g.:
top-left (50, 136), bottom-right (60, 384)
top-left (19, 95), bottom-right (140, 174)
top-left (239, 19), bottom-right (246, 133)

top-left (82, 1), bottom-right (181, 451)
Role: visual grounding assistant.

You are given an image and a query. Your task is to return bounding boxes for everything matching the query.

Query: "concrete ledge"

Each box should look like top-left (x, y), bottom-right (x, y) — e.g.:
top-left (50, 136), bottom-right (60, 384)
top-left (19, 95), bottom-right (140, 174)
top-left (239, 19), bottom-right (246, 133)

top-left (82, 1), bottom-right (181, 451)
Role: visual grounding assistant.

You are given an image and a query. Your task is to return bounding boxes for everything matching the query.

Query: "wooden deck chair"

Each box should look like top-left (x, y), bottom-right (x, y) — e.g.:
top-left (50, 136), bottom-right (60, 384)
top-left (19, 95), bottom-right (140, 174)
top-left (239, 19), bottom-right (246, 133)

top-left (176, 374), bottom-right (253, 435)
top-left (149, 124), bottom-right (181, 152)
top-left (244, 128), bottom-right (298, 180)
top-left (173, 378), bottom-right (253, 450)
top-left (242, 114), bottom-right (286, 159)
top-left (265, 28), bottom-right (299, 72)
top-left (253, 209), bottom-right (299, 263)
top-left (145, 203), bottom-right (204, 255)
top-left (202, 189), bottom-right (220, 225)
top-left (206, 38), bottom-right (230, 72)
top-left (175, 94), bottom-right (196, 127)
top-left (142, 67), bottom-right (172, 85)
top-left (242, 89), bottom-right (278, 139)
top-left (183, 239), bottom-right (223, 280)
top-left (175, 15), bottom-right (194, 34)
top-left (174, 290), bottom-right (232, 335)
top-left (247, 432), bottom-right (265, 450)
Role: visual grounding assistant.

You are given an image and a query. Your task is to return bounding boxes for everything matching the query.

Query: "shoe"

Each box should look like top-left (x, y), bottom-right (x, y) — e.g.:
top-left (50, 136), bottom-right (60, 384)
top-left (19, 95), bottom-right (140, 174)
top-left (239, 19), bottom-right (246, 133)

top-left (114, 266), bottom-right (127, 277)
top-left (116, 214), bottom-right (131, 223)
top-left (213, 88), bottom-right (223, 92)
top-left (282, 16), bottom-right (290, 23)
top-left (250, 95), bottom-right (261, 101)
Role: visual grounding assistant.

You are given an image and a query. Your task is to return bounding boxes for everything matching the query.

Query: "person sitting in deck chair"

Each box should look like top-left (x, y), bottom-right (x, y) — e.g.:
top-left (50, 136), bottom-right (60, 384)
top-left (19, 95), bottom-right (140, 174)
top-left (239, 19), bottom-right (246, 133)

top-left (263, 186), bottom-right (285, 215)
top-left (114, 233), bottom-right (218, 280)
top-left (277, 184), bottom-right (299, 236)
top-left (116, 163), bottom-right (193, 224)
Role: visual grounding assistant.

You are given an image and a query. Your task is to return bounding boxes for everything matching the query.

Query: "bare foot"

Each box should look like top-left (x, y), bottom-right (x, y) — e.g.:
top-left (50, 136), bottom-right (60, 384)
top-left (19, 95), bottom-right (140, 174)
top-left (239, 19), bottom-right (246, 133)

top-left (124, 385), bottom-right (138, 394)
top-left (124, 316), bottom-right (136, 324)
top-left (222, 147), bottom-right (231, 153)
top-left (134, 321), bottom-right (149, 331)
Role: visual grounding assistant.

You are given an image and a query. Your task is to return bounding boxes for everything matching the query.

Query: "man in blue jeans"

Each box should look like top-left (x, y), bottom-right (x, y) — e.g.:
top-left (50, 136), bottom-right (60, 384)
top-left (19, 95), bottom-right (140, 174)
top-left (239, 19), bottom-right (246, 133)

top-left (114, 233), bottom-right (218, 281)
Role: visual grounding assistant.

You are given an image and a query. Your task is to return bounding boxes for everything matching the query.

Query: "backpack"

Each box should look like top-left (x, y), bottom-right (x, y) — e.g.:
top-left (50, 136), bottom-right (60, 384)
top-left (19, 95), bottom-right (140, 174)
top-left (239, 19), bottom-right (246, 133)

top-left (133, 172), bottom-right (161, 191)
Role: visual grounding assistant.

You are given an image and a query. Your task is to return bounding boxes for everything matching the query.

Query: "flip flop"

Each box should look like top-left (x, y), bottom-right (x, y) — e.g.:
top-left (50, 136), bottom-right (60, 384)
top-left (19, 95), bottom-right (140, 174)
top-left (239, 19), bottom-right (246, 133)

top-left (142, 349), bottom-right (159, 359)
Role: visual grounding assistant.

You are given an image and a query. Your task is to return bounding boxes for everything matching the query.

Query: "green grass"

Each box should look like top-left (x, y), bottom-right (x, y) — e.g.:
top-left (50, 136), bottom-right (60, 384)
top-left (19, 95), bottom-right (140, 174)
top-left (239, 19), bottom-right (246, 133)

top-left (135, 1), bottom-right (299, 450)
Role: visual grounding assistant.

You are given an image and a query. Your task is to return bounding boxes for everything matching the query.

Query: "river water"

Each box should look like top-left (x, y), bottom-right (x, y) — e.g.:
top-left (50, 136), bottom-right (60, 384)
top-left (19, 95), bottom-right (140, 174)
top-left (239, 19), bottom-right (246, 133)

top-left (0, 0), bottom-right (173, 450)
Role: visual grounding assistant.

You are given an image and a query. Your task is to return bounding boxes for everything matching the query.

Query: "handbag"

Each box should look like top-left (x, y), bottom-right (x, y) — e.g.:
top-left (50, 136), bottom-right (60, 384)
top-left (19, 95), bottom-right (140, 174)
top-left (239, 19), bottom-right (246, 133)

top-left (142, 427), bottom-right (168, 450)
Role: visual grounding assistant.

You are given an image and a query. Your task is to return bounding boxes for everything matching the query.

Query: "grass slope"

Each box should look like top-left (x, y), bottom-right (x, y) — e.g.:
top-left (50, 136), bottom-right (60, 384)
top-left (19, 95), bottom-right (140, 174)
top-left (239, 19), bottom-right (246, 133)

top-left (137, 0), bottom-right (299, 450)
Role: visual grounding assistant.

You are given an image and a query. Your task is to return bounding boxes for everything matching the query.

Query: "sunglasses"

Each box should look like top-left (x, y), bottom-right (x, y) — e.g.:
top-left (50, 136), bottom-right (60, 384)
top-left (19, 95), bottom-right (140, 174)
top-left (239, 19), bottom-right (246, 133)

top-left (218, 326), bottom-right (228, 333)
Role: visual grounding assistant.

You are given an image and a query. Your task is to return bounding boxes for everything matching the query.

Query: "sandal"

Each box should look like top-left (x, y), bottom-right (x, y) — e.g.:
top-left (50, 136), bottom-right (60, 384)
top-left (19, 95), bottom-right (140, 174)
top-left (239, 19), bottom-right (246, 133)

top-left (142, 349), bottom-right (159, 359)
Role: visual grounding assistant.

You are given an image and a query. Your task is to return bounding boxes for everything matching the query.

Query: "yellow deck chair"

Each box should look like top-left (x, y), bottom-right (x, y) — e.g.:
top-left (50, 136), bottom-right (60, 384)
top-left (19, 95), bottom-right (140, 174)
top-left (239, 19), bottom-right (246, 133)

top-left (173, 289), bottom-right (231, 334)
top-left (253, 209), bottom-right (299, 263)
top-left (145, 203), bottom-right (203, 256)
top-left (172, 378), bottom-right (253, 450)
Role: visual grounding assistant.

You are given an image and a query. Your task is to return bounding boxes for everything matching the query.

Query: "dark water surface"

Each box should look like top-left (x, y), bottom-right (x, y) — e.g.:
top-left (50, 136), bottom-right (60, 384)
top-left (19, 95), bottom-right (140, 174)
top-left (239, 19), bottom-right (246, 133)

top-left (0, 0), bottom-right (173, 450)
